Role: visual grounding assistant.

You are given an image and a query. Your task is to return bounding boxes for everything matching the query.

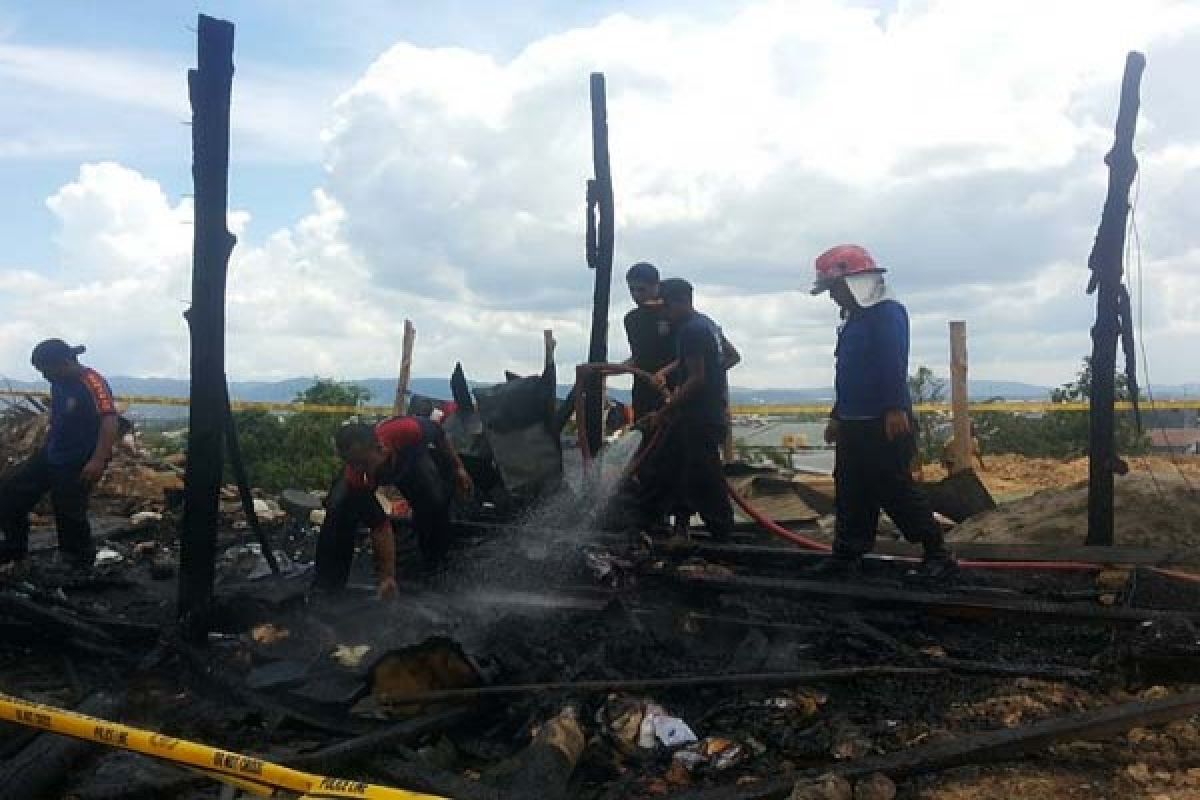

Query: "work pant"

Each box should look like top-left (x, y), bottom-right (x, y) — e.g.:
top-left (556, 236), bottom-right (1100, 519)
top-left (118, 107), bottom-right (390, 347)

top-left (832, 418), bottom-right (946, 559)
top-left (634, 419), bottom-right (734, 540)
top-left (0, 450), bottom-right (94, 565)
top-left (313, 449), bottom-right (454, 591)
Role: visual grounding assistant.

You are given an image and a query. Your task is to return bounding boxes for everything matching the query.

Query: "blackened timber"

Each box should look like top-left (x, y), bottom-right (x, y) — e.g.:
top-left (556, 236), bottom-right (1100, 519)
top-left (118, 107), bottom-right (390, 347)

top-left (360, 666), bottom-right (942, 706)
top-left (223, 378), bottom-right (278, 574)
top-left (667, 570), bottom-right (1199, 626)
top-left (1086, 52), bottom-right (1145, 547)
top-left (584, 72), bottom-right (615, 456)
top-left (179, 14), bottom-right (237, 638)
top-left (669, 689), bottom-right (1200, 800)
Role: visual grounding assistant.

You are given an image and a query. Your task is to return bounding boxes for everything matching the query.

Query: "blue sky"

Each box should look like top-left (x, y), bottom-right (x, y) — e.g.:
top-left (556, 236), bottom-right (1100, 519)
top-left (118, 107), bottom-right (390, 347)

top-left (0, 1), bottom-right (1197, 388)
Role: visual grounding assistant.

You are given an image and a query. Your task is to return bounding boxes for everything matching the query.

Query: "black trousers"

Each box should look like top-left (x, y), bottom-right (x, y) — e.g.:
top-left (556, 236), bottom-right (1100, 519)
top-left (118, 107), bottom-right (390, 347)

top-left (833, 418), bottom-right (944, 559)
top-left (314, 449), bottom-right (454, 591)
top-left (0, 450), bottom-right (94, 564)
top-left (634, 419), bottom-right (734, 540)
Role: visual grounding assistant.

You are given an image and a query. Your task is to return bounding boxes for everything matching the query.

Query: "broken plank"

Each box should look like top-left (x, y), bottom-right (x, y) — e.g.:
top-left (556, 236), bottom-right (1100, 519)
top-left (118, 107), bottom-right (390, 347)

top-left (666, 571), bottom-right (1200, 627)
top-left (369, 666), bottom-right (943, 706)
top-left (283, 707), bottom-right (471, 772)
top-left (671, 688), bottom-right (1200, 800)
top-left (0, 692), bottom-right (122, 800)
top-left (686, 541), bottom-right (1188, 567)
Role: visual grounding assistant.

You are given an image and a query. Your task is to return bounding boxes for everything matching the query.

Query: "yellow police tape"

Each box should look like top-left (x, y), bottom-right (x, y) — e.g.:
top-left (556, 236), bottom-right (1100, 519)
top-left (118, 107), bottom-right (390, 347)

top-left (0, 691), bottom-right (446, 800)
top-left (3, 388), bottom-right (1197, 416)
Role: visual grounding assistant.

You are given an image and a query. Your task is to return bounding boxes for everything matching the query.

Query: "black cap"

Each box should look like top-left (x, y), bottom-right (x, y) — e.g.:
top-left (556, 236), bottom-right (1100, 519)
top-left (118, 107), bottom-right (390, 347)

top-left (626, 262), bottom-right (660, 283)
top-left (31, 339), bottom-right (85, 368)
top-left (658, 278), bottom-right (694, 304)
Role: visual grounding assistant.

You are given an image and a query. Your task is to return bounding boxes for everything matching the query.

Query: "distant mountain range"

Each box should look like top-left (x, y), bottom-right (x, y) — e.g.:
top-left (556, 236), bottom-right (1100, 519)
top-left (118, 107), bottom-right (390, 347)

top-left (6, 375), bottom-right (1199, 409)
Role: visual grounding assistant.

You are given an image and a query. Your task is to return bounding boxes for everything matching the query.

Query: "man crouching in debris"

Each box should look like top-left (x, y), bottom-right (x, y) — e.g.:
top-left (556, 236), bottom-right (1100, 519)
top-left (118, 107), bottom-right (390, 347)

top-left (314, 417), bottom-right (473, 599)
top-left (0, 339), bottom-right (118, 572)
top-left (636, 278), bottom-right (736, 542)
top-left (808, 246), bottom-right (956, 581)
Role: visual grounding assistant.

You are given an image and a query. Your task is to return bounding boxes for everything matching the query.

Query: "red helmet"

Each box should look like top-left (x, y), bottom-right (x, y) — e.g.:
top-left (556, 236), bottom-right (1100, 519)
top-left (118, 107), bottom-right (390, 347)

top-left (811, 244), bottom-right (885, 294)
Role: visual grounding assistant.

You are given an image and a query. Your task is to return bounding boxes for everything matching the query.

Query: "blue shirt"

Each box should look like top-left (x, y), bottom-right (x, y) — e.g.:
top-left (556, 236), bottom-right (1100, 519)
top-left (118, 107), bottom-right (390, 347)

top-left (46, 367), bottom-right (117, 466)
top-left (674, 312), bottom-right (728, 427)
top-left (833, 300), bottom-right (912, 420)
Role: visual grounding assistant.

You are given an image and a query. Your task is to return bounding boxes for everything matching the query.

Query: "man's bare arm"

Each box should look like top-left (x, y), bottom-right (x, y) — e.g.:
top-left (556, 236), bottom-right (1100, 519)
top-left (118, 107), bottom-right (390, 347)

top-left (720, 333), bottom-right (741, 371)
top-left (80, 416), bottom-right (119, 485)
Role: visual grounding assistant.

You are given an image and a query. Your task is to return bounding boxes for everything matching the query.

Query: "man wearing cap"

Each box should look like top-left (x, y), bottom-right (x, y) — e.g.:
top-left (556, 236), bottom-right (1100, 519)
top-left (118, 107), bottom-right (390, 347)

top-left (808, 246), bottom-right (956, 580)
top-left (636, 278), bottom-right (736, 541)
top-left (314, 416), bottom-right (473, 598)
top-left (0, 340), bottom-right (118, 570)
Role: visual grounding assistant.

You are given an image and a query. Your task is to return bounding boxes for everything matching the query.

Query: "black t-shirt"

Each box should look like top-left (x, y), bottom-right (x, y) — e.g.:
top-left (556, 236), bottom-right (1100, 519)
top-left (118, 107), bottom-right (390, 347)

top-left (624, 304), bottom-right (675, 415)
top-left (674, 312), bottom-right (728, 428)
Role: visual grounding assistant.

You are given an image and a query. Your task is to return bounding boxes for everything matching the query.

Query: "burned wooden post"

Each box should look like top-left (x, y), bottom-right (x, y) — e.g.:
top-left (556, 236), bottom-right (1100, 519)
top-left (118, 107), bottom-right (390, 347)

top-left (584, 72), bottom-right (615, 456)
top-left (393, 319), bottom-right (416, 415)
top-left (179, 14), bottom-right (236, 638)
top-left (948, 321), bottom-right (970, 474)
top-left (1085, 52), bottom-right (1145, 547)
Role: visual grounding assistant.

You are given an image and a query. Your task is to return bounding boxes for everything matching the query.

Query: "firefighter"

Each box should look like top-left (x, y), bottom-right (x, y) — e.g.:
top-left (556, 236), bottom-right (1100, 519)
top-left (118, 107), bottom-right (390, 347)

top-left (314, 416), bottom-right (472, 599)
top-left (807, 245), bottom-right (956, 580)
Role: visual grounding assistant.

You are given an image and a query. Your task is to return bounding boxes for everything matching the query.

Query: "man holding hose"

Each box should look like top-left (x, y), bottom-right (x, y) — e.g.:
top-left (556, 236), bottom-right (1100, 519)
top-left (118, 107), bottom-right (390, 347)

top-left (637, 278), bottom-right (736, 542)
top-left (808, 245), bottom-right (956, 581)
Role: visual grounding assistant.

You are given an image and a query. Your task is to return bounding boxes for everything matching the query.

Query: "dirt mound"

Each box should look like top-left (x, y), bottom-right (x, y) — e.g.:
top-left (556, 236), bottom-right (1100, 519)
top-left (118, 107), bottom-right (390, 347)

top-left (925, 454), bottom-right (1200, 500)
top-left (951, 471), bottom-right (1200, 557)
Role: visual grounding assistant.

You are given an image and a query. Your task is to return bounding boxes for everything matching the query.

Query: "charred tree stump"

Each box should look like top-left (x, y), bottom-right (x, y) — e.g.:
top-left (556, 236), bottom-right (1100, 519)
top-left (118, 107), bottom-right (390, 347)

top-left (1085, 52), bottom-right (1145, 547)
top-left (179, 14), bottom-right (237, 638)
top-left (584, 72), bottom-right (615, 457)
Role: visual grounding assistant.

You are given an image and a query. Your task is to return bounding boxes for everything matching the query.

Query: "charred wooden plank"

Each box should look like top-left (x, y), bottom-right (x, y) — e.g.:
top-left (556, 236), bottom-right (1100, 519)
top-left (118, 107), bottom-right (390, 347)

top-left (368, 666), bottom-right (943, 706)
top-left (671, 688), bottom-right (1200, 800)
top-left (666, 570), bottom-right (1199, 627)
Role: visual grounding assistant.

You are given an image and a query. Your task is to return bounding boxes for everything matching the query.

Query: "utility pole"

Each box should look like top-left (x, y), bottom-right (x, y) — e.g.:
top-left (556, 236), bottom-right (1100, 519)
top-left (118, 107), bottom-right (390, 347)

top-left (584, 72), bottom-right (615, 456)
top-left (179, 14), bottom-right (236, 638)
top-left (1085, 51), bottom-right (1145, 547)
top-left (949, 321), bottom-right (970, 474)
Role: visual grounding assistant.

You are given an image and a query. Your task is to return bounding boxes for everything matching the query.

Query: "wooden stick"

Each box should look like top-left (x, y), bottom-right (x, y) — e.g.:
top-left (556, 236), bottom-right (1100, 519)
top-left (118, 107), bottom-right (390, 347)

top-left (948, 321), bottom-right (970, 474)
top-left (393, 319), bottom-right (416, 416)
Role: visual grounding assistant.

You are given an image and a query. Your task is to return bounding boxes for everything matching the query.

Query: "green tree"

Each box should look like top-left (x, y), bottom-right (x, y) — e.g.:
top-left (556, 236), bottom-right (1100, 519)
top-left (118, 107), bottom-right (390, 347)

top-left (226, 379), bottom-right (372, 492)
top-left (977, 357), bottom-right (1147, 458)
top-left (908, 366), bottom-right (947, 463)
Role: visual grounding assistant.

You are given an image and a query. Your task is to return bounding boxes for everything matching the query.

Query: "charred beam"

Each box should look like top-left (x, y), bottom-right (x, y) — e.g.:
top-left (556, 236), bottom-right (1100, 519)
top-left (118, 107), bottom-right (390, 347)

top-left (179, 14), bottom-right (237, 639)
top-left (1086, 52), bottom-right (1145, 546)
top-left (584, 72), bottom-right (615, 456)
top-left (667, 570), bottom-right (1198, 627)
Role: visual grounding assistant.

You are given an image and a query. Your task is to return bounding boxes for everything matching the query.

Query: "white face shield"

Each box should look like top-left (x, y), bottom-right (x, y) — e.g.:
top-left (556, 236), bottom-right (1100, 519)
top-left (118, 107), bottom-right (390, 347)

top-left (843, 272), bottom-right (892, 308)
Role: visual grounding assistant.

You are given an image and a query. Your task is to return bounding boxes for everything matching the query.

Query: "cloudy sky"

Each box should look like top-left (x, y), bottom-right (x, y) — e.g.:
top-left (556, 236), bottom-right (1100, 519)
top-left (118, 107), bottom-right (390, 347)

top-left (1, 0), bottom-right (1198, 390)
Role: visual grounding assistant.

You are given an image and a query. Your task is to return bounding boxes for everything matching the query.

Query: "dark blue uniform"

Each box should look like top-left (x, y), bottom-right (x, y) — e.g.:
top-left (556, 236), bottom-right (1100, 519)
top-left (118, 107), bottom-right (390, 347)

top-left (0, 368), bottom-right (116, 566)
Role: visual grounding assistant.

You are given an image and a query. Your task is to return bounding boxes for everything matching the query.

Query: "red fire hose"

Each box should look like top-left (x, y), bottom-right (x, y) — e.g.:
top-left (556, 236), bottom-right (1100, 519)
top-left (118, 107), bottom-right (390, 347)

top-left (572, 364), bottom-right (1199, 579)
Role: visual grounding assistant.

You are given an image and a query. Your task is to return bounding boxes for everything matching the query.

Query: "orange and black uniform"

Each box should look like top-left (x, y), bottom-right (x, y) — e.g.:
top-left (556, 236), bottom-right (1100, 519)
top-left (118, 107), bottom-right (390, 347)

top-left (314, 417), bottom-right (455, 591)
top-left (0, 367), bottom-right (117, 566)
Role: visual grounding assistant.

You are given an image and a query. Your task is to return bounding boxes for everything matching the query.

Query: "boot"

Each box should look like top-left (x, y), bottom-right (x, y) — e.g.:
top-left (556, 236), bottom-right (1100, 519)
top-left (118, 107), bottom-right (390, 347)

top-left (906, 547), bottom-right (958, 583)
top-left (802, 555), bottom-right (863, 580)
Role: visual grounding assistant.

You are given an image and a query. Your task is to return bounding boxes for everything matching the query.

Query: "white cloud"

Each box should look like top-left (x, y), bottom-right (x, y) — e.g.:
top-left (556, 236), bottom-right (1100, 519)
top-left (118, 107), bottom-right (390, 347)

top-left (0, 41), bottom-right (343, 161)
top-left (4, 0), bottom-right (1200, 390)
